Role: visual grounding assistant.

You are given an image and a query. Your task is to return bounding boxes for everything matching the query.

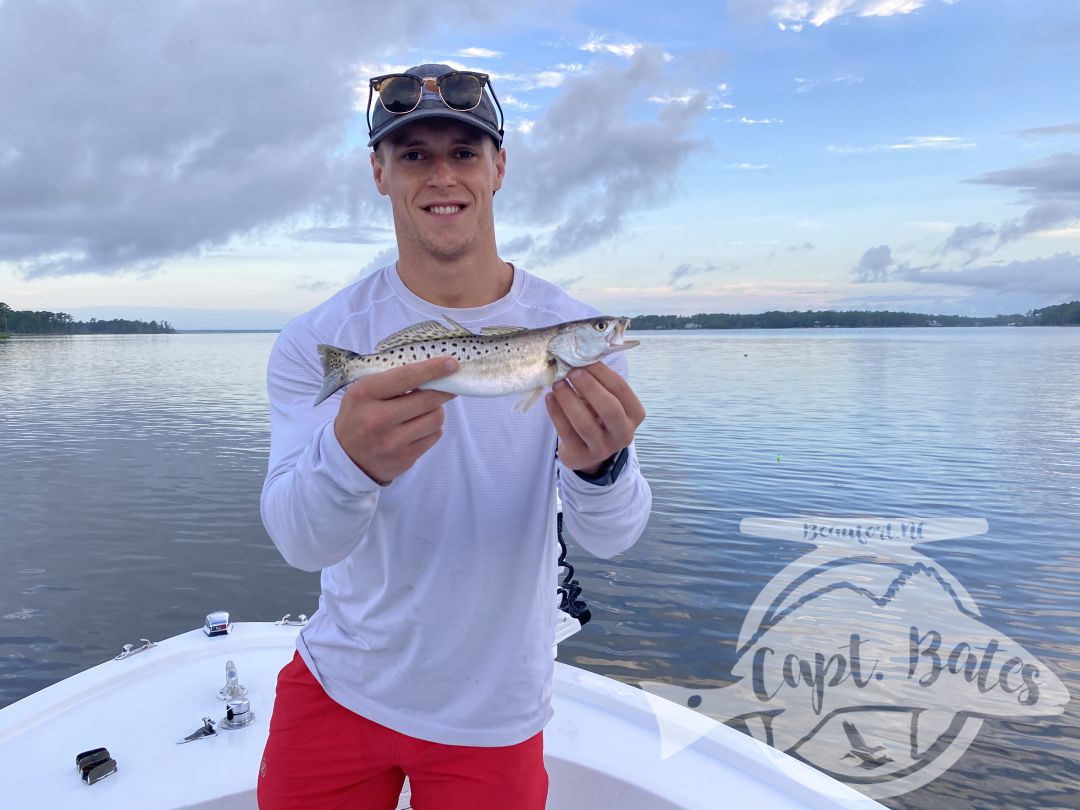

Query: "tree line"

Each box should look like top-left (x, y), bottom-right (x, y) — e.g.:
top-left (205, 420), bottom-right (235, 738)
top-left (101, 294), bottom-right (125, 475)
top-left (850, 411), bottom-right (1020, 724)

top-left (0, 302), bottom-right (175, 335)
top-left (628, 300), bottom-right (1080, 330)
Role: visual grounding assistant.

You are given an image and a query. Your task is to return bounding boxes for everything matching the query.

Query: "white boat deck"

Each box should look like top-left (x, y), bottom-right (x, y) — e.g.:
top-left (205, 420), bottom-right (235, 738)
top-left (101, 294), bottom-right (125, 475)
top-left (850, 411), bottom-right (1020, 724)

top-left (0, 621), bottom-right (883, 809)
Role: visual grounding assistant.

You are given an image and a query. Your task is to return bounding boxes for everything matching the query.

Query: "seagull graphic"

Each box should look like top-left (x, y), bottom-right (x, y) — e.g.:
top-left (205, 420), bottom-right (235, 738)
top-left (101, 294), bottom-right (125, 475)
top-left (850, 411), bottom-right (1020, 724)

top-left (841, 720), bottom-right (894, 769)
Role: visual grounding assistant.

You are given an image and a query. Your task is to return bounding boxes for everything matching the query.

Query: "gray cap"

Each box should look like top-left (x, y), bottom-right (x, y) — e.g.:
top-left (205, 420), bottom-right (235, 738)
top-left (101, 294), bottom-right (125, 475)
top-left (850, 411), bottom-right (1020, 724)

top-left (367, 63), bottom-right (504, 148)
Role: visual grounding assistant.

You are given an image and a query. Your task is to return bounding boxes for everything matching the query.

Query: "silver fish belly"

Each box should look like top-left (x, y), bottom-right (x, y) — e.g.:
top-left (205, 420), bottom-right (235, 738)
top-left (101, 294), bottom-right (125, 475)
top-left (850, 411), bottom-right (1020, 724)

top-left (314, 315), bottom-right (637, 412)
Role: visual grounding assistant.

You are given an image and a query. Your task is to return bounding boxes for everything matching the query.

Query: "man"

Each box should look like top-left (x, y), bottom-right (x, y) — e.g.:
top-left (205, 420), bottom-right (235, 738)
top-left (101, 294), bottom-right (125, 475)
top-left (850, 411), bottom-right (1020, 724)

top-left (258, 64), bottom-right (651, 809)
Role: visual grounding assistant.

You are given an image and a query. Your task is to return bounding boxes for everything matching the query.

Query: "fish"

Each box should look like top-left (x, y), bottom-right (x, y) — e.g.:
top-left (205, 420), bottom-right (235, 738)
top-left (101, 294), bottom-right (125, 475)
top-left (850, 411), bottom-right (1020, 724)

top-left (315, 315), bottom-right (639, 412)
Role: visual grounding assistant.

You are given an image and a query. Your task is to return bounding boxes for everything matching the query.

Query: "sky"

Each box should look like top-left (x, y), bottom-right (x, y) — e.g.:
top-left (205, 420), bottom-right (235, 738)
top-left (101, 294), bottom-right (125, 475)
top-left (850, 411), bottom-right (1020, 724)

top-left (1, 0), bottom-right (1079, 329)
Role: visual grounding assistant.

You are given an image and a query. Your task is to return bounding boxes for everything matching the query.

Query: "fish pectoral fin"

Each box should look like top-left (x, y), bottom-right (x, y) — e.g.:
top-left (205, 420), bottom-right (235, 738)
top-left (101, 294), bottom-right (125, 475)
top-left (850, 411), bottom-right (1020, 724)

top-left (553, 357), bottom-right (572, 382)
top-left (375, 319), bottom-right (476, 352)
top-left (479, 325), bottom-right (528, 336)
top-left (514, 387), bottom-right (545, 413)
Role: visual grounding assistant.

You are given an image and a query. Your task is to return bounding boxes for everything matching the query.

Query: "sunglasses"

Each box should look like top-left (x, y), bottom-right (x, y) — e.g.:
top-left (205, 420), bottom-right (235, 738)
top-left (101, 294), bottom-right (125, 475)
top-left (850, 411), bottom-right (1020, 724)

top-left (367, 71), bottom-right (504, 140)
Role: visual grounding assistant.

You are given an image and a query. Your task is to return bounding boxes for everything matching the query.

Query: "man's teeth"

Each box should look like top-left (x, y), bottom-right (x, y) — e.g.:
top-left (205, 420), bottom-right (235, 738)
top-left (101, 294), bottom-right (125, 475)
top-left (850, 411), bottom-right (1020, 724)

top-left (428, 205), bottom-right (461, 215)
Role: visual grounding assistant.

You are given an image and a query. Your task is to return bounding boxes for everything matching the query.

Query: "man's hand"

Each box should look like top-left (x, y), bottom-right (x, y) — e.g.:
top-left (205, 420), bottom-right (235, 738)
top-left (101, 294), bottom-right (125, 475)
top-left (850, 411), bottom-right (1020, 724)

top-left (544, 362), bottom-right (646, 475)
top-left (334, 357), bottom-right (459, 485)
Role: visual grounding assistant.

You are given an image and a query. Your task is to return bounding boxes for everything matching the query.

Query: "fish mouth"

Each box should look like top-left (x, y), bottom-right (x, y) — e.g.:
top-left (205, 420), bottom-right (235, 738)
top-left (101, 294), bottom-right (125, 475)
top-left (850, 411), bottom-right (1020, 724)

top-left (609, 317), bottom-right (639, 351)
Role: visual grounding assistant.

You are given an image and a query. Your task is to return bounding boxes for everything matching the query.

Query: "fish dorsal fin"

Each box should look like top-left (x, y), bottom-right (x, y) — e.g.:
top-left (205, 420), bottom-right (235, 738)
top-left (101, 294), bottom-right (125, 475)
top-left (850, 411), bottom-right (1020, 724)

top-left (375, 318), bottom-right (476, 352)
top-left (479, 325), bottom-right (528, 336)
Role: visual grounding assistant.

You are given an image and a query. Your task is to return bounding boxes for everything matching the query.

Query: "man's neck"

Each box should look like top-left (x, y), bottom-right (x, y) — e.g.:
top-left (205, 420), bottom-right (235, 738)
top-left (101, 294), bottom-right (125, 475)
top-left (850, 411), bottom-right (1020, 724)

top-left (395, 250), bottom-right (514, 309)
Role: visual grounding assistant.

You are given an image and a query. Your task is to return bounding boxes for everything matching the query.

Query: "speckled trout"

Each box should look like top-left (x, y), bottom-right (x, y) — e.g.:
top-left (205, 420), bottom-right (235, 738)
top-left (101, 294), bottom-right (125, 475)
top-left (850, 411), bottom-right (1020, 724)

top-left (315, 316), bottom-right (638, 412)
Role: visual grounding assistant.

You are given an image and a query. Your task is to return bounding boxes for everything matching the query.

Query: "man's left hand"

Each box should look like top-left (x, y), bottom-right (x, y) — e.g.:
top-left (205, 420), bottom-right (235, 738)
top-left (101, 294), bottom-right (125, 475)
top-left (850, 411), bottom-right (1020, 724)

top-left (545, 362), bottom-right (646, 475)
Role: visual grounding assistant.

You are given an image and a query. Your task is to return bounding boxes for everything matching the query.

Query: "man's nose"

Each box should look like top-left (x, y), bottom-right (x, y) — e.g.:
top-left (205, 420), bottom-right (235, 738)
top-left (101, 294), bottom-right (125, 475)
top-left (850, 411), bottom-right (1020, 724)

top-left (427, 157), bottom-right (457, 186)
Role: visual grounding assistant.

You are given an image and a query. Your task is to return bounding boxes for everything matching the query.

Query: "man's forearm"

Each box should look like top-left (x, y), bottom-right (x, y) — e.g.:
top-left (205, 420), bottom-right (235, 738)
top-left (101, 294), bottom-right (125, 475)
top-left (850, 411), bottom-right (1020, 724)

top-left (261, 419), bottom-right (382, 572)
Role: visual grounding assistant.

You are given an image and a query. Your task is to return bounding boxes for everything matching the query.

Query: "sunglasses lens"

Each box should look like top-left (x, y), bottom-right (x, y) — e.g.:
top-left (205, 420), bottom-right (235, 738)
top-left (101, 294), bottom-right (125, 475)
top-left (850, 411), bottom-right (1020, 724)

top-left (379, 76), bottom-right (421, 113)
top-left (439, 73), bottom-right (484, 110)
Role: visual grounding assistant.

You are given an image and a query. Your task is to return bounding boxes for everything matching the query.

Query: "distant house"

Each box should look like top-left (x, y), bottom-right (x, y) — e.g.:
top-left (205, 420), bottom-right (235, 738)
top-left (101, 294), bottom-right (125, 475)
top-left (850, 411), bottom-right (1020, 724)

top-left (685, 322), bottom-right (702, 330)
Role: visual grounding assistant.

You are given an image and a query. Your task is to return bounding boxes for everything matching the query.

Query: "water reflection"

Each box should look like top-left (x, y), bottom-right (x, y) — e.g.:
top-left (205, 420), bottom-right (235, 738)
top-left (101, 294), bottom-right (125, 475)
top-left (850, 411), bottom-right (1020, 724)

top-left (1, 329), bottom-right (1079, 806)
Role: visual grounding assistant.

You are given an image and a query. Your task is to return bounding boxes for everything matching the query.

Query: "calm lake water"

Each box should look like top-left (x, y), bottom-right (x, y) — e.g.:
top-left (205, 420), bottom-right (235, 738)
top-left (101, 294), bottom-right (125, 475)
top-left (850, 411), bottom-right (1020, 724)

top-left (2, 328), bottom-right (1078, 808)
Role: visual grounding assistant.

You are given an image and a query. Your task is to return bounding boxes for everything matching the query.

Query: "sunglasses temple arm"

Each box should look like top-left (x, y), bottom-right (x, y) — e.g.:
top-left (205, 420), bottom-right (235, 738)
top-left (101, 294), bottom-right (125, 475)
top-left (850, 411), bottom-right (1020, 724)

top-left (366, 83), bottom-right (376, 139)
top-left (485, 83), bottom-right (506, 144)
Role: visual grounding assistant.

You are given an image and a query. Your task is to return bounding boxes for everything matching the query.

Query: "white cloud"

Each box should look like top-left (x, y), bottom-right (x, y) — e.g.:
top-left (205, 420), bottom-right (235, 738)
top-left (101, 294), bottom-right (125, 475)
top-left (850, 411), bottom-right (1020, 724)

top-left (502, 94), bottom-right (539, 111)
top-left (579, 33), bottom-right (642, 58)
top-left (828, 135), bottom-right (976, 153)
top-left (737, 116), bottom-right (784, 125)
top-left (478, 64), bottom-right (579, 93)
top-left (761, 0), bottom-right (958, 29)
top-left (727, 163), bottom-right (771, 170)
top-left (795, 74), bottom-right (863, 92)
top-left (455, 47), bottom-right (503, 59)
top-left (523, 70), bottom-right (569, 89)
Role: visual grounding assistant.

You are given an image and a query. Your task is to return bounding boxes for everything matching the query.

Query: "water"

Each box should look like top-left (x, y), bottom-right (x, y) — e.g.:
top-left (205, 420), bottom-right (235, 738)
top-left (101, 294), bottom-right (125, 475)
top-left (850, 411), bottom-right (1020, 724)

top-left (1, 328), bottom-right (1078, 808)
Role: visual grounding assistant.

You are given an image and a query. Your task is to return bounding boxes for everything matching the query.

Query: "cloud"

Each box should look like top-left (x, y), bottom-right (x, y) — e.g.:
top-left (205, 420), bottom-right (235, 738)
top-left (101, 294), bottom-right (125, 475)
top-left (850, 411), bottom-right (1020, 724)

top-left (497, 48), bottom-right (709, 266)
top-left (294, 275), bottom-right (338, 293)
top-left (580, 34), bottom-right (642, 58)
top-left (355, 247), bottom-right (399, 279)
top-left (795, 74), bottom-right (863, 93)
top-left (649, 94), bottom-right (696, 104)
top-left (290, 226), bottom-right (393, 245)
top-left (502, 94), bottom-right (539, 111)
top-left (730, 0), bottom-right (959, 30)
top-left (852, 245), bottom-right (894, 282)
top-left (894, 252), bottom-right (1080, 298)
top-left (788, 241), bottom-right (815, 251)
top-left (941, 152), bottom-right (1080, 255)
top-left (0, 0), bottom-right (507, 278)
top-left (828, 135), bottom-right (976, 154)
top-left (939, 221), bottom-right (997, 260)
top-left (499, 235), bottom-right (537, 256)
top-left (737, 116), bottom-right (784, 125)
top-left (668, 262), bottom-right (738, 291)
top-left (551, 275), bottom-right (586, 289)
top-left (1017, 123), bottom-right (1080, 138)
top-left (456, 47), bottom-right (504, 59)
top-left (491, 64), bottom-right (587, 92)
top-left (727, 163), bottom-right (770, 170)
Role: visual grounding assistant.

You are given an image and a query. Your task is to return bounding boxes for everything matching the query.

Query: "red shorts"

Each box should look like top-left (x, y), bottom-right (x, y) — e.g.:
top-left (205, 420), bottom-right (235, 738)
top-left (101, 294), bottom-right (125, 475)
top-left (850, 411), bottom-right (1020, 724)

top-left (258, 652), bottom-right (548, 810)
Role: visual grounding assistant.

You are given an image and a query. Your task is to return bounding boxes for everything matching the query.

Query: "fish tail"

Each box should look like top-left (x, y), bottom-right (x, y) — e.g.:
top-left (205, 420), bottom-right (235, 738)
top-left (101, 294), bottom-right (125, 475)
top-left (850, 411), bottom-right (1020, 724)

top-left (314, 344), bottom-right (360, 405)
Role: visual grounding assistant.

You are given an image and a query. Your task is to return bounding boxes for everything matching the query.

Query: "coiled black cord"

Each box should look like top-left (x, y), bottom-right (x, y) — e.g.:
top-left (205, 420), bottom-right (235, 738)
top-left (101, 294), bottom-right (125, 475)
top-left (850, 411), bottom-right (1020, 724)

top-left (556, 511), bottom-right (591, 626)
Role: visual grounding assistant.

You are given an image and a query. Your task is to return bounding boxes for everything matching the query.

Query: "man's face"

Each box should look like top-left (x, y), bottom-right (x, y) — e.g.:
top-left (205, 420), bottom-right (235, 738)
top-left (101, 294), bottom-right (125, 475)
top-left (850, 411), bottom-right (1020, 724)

top-left (371, 119), bottom-right (506, 265)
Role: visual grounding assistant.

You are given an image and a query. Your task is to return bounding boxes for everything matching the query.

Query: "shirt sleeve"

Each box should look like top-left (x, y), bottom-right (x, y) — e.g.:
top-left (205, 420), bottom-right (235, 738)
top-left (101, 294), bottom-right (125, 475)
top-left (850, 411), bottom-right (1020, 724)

top-left (554, 350), bottom-right (651, 559)
top-left (556, 442), bottom-right (651, 559)
top-left (260, 327), bottom-right (383, 572)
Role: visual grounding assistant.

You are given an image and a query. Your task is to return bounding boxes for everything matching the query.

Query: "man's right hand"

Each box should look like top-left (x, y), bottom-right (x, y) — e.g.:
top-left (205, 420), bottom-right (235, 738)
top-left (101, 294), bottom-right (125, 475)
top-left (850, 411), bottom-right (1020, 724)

top-left (333, 357), bottom-right (459, 485)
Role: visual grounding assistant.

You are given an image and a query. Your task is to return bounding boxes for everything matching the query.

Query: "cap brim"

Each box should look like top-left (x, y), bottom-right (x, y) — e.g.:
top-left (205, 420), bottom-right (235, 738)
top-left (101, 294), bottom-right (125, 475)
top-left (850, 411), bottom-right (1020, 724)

top-left (367, 107), bottom-right (502, 148)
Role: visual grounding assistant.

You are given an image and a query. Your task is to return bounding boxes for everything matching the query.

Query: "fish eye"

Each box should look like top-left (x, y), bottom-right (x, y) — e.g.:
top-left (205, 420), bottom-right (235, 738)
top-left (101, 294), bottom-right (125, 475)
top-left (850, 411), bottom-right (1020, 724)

top-left (593, 319), bottom-right (609, 331)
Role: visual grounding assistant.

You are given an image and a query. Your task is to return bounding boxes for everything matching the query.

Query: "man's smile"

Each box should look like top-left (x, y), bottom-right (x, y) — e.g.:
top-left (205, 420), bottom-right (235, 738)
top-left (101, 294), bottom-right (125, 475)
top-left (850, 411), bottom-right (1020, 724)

top-left (422, 203), bottom-right (468, 217)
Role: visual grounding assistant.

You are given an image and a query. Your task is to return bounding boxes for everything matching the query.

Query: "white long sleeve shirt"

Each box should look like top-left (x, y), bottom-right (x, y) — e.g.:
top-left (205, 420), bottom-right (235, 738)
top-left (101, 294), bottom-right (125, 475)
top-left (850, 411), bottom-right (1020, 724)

top-left (261, 263), bottom-right (651, 746)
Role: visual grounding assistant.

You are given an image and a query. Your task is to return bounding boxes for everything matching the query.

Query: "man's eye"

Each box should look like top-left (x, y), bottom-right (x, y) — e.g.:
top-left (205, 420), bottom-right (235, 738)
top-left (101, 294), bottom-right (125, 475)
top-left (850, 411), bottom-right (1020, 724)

top-left (402, 151), bottom-right (423, 161)
top-left (455, 149), bottom-right (476, 159)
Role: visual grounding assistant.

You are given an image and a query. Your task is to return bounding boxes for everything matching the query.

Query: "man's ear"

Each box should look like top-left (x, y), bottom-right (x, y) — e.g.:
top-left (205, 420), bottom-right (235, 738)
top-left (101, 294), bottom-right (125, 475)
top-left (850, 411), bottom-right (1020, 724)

top-left (371, 150), bottom-right (389, 196)
top-left (492, 146), bottom-right (507, 195)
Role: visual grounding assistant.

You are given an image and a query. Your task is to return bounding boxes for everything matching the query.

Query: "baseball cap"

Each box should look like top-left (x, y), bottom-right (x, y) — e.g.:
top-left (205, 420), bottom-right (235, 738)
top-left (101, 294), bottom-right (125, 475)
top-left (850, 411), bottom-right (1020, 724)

top-left (367, 63), bottom-right (505, 149)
